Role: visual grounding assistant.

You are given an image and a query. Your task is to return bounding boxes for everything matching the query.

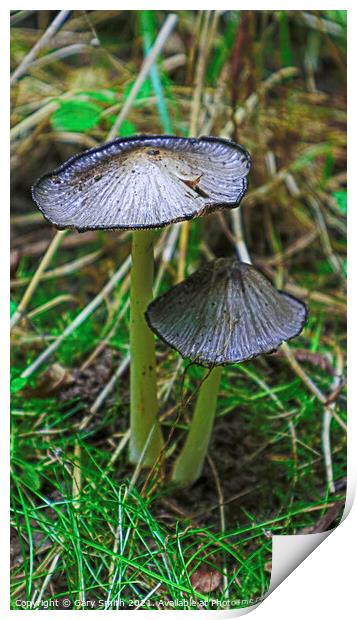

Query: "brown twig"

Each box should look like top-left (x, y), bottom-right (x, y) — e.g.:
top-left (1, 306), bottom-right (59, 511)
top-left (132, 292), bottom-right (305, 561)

top-left (281, 342), bottom-right (346, 432)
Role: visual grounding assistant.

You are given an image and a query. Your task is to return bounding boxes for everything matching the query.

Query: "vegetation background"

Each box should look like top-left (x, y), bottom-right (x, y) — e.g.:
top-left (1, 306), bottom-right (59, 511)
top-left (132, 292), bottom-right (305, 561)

top-left (10, 9), bottom-right (346, 610)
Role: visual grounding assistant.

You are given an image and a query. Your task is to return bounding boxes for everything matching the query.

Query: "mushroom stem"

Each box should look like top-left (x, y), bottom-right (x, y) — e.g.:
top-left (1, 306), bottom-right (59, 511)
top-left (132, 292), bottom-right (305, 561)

top-left (129, 229), bottom-right (164, 466)
top-left (171, 365), bottom-right (223, 487)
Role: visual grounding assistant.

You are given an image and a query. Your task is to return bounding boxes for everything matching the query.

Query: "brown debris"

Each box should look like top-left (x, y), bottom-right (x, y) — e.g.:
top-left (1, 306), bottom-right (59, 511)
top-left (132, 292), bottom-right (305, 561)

top-left (58, 348), bottom-right (119, 406)
top-left (190, 565), bottom-right (222, 594)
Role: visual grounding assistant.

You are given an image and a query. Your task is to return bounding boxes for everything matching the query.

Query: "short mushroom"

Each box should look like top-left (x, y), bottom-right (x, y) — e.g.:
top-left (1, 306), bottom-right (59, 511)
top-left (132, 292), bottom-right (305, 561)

top-left (32, 135), bottom-right (251, 467)
top-left (145, 257), bottom-right (308, 486)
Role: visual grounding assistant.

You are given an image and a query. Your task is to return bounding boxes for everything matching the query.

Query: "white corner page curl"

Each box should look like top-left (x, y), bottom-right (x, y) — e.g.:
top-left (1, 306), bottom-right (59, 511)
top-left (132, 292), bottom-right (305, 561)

top-left (208, 532), bottom-right (332, 618)
top-left (268, 530), bottom-right (330, 595)
top-left (219, 479), bottom-right (354, 618)
top-left (206, 486), bottom-right (352, 619)
top-left (267, 476), bottom-right (354, 598)
top-left (208, 530), bottom-right (336, 619)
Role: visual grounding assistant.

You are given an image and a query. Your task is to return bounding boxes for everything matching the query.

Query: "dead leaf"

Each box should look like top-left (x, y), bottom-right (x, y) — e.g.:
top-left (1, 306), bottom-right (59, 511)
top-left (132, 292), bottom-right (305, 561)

top-left (190, 565), bottom-right (222, 593)
top-left (24, 363), bottom-right (74, 396)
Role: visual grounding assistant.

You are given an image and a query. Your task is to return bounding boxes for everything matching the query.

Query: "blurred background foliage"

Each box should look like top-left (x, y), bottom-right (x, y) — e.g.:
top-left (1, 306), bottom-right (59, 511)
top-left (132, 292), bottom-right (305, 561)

top-left (10, 10), bottom-right (346, 610)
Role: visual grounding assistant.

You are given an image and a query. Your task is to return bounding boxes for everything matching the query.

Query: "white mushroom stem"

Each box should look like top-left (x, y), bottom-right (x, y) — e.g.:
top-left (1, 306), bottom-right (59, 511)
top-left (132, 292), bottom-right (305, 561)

top-left (171, 366), bottom-right (223, 487)
top-left (129, 229), bottom-right (164, 466)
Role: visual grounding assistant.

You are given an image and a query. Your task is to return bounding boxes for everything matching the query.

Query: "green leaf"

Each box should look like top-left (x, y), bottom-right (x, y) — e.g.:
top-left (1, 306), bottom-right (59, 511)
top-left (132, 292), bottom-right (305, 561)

top-left (118, 119), bottom-right (137, 137)
top-left (341, 258), bottom-right (347, 277)
top-left (123, 78), bottom-right (152, 103)
top-left (322, 151), bottom-right (334, 183)
top-left (292, 145), bottom-right (332, 171)
top-left (10, 299), bottom-right (17, 318)
top-left (11, 376), bottom-right (28, 394)
top-left (317, 259), bottom-right (334, 276)
top-left (324, 10), bottom-right (347, 27)
top-left (279, 11), bottom-right (293, 67)
top-left (51, 100), bottom-right (102, 132)
top-left (78, 89), bottom-right (117, 103)
top-left (207, 12), bottom-right (239, 84)
top-left (332, 190), bottom-right (347, 215)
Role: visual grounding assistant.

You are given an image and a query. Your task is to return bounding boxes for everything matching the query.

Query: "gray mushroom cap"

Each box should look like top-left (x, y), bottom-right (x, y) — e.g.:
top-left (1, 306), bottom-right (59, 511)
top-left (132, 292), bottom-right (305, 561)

top-left (32, 135), bottom-right (251, 231)
top-left (145, 258), bottom-right (308, 366)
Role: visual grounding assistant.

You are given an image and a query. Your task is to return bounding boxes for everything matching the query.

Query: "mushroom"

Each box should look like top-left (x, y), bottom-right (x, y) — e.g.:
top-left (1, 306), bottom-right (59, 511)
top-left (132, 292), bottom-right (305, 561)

top-left (32, 135), bottom-right (251, 467)
top-left (145, 257), bottom-right (308, 486)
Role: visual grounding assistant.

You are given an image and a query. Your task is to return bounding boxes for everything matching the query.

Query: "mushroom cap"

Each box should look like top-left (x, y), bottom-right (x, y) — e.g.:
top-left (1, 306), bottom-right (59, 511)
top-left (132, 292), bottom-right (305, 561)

top-left (32, 135), bottom-right (251, 231)
top-left (145, 258), bottom-right (308, 366)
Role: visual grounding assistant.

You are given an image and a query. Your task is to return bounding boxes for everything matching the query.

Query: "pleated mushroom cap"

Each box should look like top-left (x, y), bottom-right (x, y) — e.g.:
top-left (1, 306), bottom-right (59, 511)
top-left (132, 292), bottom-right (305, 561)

top-left (32, 135), bottom-right (251, 231)
top-left (145, 258), bottom-right (308, 366)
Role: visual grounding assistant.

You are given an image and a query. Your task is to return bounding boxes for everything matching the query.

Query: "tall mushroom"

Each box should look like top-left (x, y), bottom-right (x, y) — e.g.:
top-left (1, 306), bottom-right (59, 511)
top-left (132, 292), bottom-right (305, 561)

top-left (32, 135), bottom-right (251, 466)
top-left (145, 257), bottom-right (308, 486)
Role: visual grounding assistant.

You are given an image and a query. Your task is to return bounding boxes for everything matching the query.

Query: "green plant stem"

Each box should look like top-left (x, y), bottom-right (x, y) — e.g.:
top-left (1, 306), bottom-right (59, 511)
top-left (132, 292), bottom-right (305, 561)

top-left (129, 229), bottom-right (164, 466)
top-left (171, 365), bottom-right (223, 487)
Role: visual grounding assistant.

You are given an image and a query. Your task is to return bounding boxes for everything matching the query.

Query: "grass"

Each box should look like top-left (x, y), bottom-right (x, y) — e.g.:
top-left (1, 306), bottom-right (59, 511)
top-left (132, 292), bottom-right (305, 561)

top-left (11, 443), bottom-right (271, 609)
top-left (10, 9), bottom-right (346, 610)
